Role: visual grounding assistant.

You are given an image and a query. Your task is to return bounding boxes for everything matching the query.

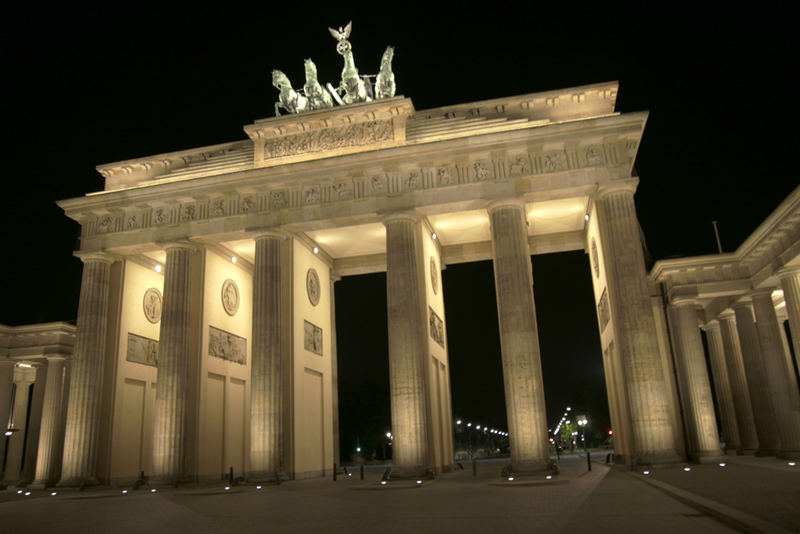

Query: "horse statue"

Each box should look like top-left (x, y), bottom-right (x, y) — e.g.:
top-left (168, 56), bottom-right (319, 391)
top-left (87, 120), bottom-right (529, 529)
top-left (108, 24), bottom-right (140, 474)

top-left (375, 46), bottom-right (395, 99)
top-left (303, 59), bottom-right (334, 111)
top-left (272, 70), bottom-right (308, 116)
top-left (328, 21), bottom-right (369, 105)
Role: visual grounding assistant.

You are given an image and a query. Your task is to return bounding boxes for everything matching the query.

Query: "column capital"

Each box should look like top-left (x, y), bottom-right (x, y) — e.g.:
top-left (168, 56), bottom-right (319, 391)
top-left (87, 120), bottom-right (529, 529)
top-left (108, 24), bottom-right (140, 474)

top-left (669, 296), bottom-right (698, 308)
top-left (381, 211), bottom-right (419, 226)
top-left (596, 180), bottom-right (639, 200)
top-left (486, 198), bottom-right (526, 216)
top-left (160, 241), bottom-right (198, 253)
top-left (749, 289), bottom-right (775, 301)
top-left (731, 299), bottom-right (754, 311)
top-left (777, 266), bottom-right (800, 279)
top-left (74, 251), bottom-right (117, 264)
top-left (44, 355), bottom-right (67, 362)
top-left (718, 309), bottom-right (737, 321)
top-left (702, 319), bottom-right (720, 331)
top-left (252, 229), bottom-right (291, 241)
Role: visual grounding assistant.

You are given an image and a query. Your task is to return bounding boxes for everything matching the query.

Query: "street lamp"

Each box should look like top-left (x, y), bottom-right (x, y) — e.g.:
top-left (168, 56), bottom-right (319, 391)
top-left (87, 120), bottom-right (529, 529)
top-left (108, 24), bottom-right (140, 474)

top-left (577, 416), bottom-right (588, 451)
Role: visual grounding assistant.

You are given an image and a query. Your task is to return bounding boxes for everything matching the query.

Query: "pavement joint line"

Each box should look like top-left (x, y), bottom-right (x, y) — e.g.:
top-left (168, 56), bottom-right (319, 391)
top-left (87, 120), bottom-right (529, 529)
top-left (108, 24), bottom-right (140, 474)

top-left (629, 471), bottom-right (793, 534)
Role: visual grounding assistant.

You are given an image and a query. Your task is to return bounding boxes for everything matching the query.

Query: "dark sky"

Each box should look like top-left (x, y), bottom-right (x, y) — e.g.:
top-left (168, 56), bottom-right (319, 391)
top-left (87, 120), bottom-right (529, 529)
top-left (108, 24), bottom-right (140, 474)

top-left (1, 5), bottom-right (796, 456)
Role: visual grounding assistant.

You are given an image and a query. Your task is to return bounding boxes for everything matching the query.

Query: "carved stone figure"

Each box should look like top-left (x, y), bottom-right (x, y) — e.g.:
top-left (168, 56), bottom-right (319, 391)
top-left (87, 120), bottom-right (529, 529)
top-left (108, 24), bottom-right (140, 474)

top-left (304, 59), bottom-right (334, 111)
top-left (306, 268), bottom-right (320, 306)
top-left (221, 279), bottom-right (240, 316)
top-left (273, 70), bottom-right (309, 116)
top-left (143, 288), bottom-right (162, 324)
top-left (329, 21), bottom-right (368, 105)
top-left (375, 46), bottom-right (396, 99)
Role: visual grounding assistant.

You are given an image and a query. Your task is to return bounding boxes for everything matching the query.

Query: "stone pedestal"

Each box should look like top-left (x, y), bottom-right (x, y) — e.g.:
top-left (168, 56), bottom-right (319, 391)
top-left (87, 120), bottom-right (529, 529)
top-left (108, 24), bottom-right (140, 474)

top-left (2, 367), bottom-right (35, 484)
top-left (702, 321), bottom-right (740, 452)
top-left (733, 302), bottom-right (779, 456)
top-left (718, 311), bottom-right (758, 454)
top-left (32, 357), bottom-right (67, 488)
top-left (250, 233), bottom-right (287, 478)
top-left (384, 213), bottom-right (430, 475)
top-left (751, 291), bottom-right (800, 459)
top-left (152, 244), bottom-right (194, 484)
top-left (489, 201), bottom-right (550, 474)
top-left (59, 254), bottom-right (113, 487)
top-left (596, 185), bottom-right (679, 465)
top-left (670, 301), bottom-right (724, 460)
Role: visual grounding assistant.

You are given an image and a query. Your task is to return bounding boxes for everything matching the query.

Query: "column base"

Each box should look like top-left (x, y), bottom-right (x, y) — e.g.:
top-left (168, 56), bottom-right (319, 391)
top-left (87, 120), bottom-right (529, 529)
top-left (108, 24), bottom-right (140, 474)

top-left (246, 470), bottom-right (290, 484)
top-left (693, 452), bottom-right (727, 464)
top-left (29, 480), bottom-right (53, 490)
top-left (386, 465), bottom-right (435, 480)
top-left (776, 449), bottom-right (800, 460)
top-left (56, 476), bottom-right (100, 488)
top-left (634, 449), bottom-right (683, 468)
top-left (502, 459), bottom-right (559, 478)
top-left (755, 448), bottom-right (777, 457)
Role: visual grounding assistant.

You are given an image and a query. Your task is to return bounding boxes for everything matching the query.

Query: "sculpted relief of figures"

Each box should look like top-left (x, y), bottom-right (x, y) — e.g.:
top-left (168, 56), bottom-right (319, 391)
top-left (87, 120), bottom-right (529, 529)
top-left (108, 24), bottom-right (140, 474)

top-left (127, 333), bottom-right (158, 367)
top-left (262, 120), bottom-right (394, 159)
top-left (143, 288), bottom-right (162, 324)
top-left (209, 326), bottom-right (247, 365)
top-left (304, 320), bottom-right (323, 355)
top-left (429, 307), bottom-right (445, 348)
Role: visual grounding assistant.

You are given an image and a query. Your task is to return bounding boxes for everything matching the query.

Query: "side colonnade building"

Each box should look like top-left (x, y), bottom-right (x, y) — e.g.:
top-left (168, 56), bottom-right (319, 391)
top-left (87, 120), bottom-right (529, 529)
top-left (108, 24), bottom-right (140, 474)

top-left (3, 81), bottom-right (799, 488)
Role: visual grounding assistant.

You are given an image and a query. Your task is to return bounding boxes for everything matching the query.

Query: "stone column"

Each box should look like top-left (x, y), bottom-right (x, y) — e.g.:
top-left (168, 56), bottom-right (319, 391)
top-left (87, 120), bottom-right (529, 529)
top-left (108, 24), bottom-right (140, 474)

top-left (152, 243), bottom-right (194, 483)
top-left (702, 320), bottom-right (740, 452)
top-left (488, 201), bottom-right (550, 473)
top-left (330, 274), bottom-right (341, 467)
top-left (384, 213), bottom-right (430, 475)
top-left (751, 290), bottom-right (800, 459)
top-left (733, 302), bottom-right (779, 455)
top-left (669, 301), bottom-right (723, 460)
top-left (32, 356), bottom-right (67, 488)
top-left (776, 308), bottom-right (800, 401)
top-left (250, 233), bottom-right (287, 477)
top-left (59, 254), bottom-right (113, 486)
top-left (718, 311), bottom-right (758, 454)
top-left (596, 184), bottom-right (679, 465)
top-left (0, 360), bottom-right (14, 432)
top-left (778, 267), bottom-right (800, 386)
top-left (3, 366), bottom-right (36, 484)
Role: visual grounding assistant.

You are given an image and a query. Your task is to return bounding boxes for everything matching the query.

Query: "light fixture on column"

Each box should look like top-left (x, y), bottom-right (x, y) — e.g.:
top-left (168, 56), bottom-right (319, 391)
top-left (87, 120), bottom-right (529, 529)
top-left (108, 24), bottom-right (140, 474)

top-left (231, 256), bottom-right (237, 264)
top-left (313, 246), bottom-right (319, 254)
top-left (155, 265), bottom-right (162, 273)
top-left (584, 213), bottom-right (590, 221)
top-left (431, 232), bottom-right (437, 240)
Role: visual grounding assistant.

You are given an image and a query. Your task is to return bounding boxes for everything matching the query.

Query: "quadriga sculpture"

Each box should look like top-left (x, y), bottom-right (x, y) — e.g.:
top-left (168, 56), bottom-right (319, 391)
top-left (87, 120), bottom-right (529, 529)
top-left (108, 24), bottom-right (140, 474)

top-left (272, 70), bottom-right (308, 116)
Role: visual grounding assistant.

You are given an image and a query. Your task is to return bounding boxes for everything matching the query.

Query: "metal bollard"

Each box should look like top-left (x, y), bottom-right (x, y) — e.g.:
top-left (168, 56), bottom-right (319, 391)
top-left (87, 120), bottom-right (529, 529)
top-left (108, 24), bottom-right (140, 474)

top-left (472, 458), bottom-right (477, 477)
top-left (333, 463), bottom-right (337, 482)
top-left (360, 464), bottom-right (365, 480)
top-left (587, 452), bottom-right (592, 471)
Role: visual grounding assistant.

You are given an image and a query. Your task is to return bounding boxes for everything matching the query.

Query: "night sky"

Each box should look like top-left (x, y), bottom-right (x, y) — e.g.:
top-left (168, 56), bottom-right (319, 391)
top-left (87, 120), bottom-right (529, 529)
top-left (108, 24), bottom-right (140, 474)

top-left (2, 6), bottom-right (796, 458)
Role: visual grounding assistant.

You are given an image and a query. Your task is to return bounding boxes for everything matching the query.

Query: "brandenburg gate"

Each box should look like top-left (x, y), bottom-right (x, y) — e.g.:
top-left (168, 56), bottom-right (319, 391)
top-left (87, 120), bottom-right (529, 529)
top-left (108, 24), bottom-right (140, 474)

top-left (7, 24), bottom-right (798, 488)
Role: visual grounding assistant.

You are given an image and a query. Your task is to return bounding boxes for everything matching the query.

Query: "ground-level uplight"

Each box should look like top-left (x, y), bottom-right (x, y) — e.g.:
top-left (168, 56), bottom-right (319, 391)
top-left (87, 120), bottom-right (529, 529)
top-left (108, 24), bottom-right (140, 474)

top-left (416, 480), bottom-right (422, 485)
top-left (789, 462), bottom-right (796, 467)
top-left (507, 477), bottom-right (514, 482)
top-left (643, 471), bottom-right (650, 475)
top-left (122, 490), bottom-right (128, 494)
top-left (24, 491), bottom-right (30, 496)
top-left (50, 492), bottom-right (57, 496)
top-left (256, 485), bottom-right (262, 490)
top-left (719, 463), bottom-right (726, 467)
top-left (380, 481), bottom-right (387, 485)
top-left (683, 467), bottom-right (691, 472)
top-left (545, 475), bottom-right (552, 480)
top-left (224, 486), bottom-right (230, 491)
top-left (151, 488), bottom-right (157, 493)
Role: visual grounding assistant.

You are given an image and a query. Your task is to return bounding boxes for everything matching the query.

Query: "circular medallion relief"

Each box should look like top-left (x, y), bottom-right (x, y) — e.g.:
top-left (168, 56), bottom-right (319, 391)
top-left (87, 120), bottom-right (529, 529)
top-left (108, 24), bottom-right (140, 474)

top-left (143, 288), bottom-right (162, 324)
top-left (306, 268), bottom-right (321, 306)
top-left (430, 256), bottom-right (438, 295)
top-left (221, 279), bottom-right (240, 316)
top-left (591, 238), bottom-right (600, 278)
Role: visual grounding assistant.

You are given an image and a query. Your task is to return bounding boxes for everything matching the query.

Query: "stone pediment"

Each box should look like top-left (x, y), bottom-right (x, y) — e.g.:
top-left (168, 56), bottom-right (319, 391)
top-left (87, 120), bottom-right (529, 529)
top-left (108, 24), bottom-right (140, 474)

top-left (244, 96), bottom-right (414, 168)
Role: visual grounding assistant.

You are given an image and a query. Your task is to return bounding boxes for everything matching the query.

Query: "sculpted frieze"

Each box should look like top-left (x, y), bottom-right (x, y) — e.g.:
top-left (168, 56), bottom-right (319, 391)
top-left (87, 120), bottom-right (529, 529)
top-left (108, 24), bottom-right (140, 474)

top-left (402, 170), bottom-right (422, 192)
top-left (270, 191), bottom-right (288, 209)
top-left (331, 181), bottom-right (354, 200)
top-left (472, 161), bottom-right (492, 181)
top-left (543, 150), bottom-right (568, 172)
top-left (97, 215), bottom-right (114, 233)
top-left (262, 119), bottom-right (394, 160)
top-left (211, 198), bottom-right (226, 216)
top-left (368, 174), bottom-right (388, 195)
top-left (303, 185), bottom-right (321, 205)
top-left (583, 144), bottom-right (605, 166)
top-left (509, 154), bottom-right (531, 175)
top-left (437, 167), bottom-right (457, 187)
top-left (181, 204), bottom-right (196, 222)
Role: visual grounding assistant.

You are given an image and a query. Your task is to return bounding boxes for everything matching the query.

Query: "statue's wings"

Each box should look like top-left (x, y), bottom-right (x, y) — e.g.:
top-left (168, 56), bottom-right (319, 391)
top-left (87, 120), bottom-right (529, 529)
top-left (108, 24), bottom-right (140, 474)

top-left (328, 27), bottom-right (342, 40)
top-left (342, 21), bottom-right (352, 39)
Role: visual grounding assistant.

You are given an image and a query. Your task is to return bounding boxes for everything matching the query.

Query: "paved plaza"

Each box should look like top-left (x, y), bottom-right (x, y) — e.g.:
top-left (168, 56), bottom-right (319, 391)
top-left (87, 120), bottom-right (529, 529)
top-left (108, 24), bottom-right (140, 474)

top-left (2, 453), bottom-right (797, 533)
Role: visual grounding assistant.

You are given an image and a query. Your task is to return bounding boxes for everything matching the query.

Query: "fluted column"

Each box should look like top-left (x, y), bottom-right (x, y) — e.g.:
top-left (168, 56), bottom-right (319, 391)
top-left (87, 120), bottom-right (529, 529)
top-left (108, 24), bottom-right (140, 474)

top-left (670, 301), bottom-right (723, 460)
top-left (152, 244), bottom-right (194, 483)
top-left (3, 366), bottom-right (36, 483)
top-left (778, 267), bottom-right (800, 387)
top-left (0, 360), bottom-right (14, 432)
top-left (718, 311), bottom-right (758, 453)
top-left (384, 213), bottom-right (430, 474)
top-left (330, 274), bottom-right (341, 466)
top-left (250, 233), bottom-right (287, 476)
top-left (596, 184), bottom-right (679, 465)
top-left (59, 254), bottom-right (113, 486)
top-left (751, 290), bottom-right (800, 459)
top-left (733, 302), bottom-right (779, 455)
top-left (32, 357), bottom-right (67, 487)
top-left (702, 320), bottom-right (740, 452)
top-left (488, 201), bottom-right (550, 473)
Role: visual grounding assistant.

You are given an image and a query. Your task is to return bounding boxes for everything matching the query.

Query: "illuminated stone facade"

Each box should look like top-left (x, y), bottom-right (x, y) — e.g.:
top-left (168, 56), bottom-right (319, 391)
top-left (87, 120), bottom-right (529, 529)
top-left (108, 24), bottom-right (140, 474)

top-left (3, 82), bottom-right (799, 487)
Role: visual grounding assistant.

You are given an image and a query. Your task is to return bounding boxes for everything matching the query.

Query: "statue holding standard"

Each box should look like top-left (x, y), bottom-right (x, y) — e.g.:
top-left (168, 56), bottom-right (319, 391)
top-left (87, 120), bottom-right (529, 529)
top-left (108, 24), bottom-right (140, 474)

top-left (270, 21), bottom-right (397, 116)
